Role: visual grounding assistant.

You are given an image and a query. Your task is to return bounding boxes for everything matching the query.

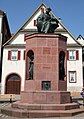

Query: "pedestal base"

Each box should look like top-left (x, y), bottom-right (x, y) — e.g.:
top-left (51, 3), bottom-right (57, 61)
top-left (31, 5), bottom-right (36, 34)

top-left (1, 102), bottom-right (84, 118)
top-left (21, 91), bottom-right (71, 104)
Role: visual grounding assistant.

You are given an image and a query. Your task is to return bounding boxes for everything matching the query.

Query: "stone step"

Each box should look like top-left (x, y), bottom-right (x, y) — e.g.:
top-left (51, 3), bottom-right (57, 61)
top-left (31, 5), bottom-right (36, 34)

top-left (12, 101), bottom-right (80, 110)
top-left (28, 109), bottom-right (84, 118)
top-left (1, 106), bottom-right (84, 118)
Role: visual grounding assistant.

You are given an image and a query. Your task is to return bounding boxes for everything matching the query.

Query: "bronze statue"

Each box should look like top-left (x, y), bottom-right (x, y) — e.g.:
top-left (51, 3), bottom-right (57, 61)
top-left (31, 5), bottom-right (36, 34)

top-left (28, 54), bottom-right (34, 80)
top-left (28, 61), bottom-right (34, 80)
top-left (36, 7), bottom-right (59, 33)
top-left (59, 51), bottom-right (66, 80)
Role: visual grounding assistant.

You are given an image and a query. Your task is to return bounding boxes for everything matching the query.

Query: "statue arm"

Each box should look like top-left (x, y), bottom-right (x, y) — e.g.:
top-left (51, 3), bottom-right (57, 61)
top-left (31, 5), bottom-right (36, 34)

top-left (51, 14), bottom-right (59, 22)
top-left (37, 13), bottom-right (44, 22)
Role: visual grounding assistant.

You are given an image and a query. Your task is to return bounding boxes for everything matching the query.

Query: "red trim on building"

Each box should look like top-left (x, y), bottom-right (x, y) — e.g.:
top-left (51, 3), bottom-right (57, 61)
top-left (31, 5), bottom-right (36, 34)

top-left (34, 20), bottom-right (36, 26)
top-left (76, 50), bottom-right (79, 60)
top-left (18, 51), bottom-right (21, 60)
top-left (23, 50), bottom-right (26, 60)
top-left (24, 33), bottom-right (26, 41)
top-left (8, 51), bottom-right (11, 60)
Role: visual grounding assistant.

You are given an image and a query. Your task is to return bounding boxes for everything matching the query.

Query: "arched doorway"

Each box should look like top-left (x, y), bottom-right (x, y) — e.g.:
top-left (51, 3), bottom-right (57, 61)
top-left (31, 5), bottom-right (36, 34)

top-left (5, 73), bottom-right (21, 94)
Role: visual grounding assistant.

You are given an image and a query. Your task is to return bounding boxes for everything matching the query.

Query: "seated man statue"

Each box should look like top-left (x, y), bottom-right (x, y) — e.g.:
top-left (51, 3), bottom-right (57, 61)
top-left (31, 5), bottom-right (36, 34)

top-left (36, 7), bottom-right (59, 33)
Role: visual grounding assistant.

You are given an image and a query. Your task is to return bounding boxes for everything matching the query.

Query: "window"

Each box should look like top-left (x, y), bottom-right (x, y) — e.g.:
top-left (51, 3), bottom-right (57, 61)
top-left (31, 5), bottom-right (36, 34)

top-left (67, 50), bottom-right (79, 60)
top-left (69, 50), bottom-right (76, 60)
top-left (8, 50), bottom-right (21, 60)
top-left (69, 71), bottom-right (76, 83)
top-left (11, 51), bottom-right (18, 60)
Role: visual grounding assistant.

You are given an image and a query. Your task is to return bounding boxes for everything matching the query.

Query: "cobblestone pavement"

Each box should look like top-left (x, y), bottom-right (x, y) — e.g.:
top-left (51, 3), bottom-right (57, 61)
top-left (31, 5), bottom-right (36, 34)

top-left (0, 113), bottom-right (84, 119)
top-left (0, 111), bottom-right (84, 119)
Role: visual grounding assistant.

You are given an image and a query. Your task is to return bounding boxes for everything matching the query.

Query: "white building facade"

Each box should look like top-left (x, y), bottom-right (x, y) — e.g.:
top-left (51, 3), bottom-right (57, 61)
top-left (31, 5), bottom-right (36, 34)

top-left (1, 33), bottom-right (26, 94)
top-left (1, 3), bottom-right (83, 94)
top-left (0, 12), bottom-right (3, 72)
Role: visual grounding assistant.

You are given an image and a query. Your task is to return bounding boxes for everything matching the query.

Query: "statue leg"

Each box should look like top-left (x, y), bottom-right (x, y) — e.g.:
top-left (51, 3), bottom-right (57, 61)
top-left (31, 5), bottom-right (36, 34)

top-left (36, 22), bottom-right (42, 32)
top-left (44, 23), bottom-right (50, 33)
top-left (41, 24), bottom-right (45, 33)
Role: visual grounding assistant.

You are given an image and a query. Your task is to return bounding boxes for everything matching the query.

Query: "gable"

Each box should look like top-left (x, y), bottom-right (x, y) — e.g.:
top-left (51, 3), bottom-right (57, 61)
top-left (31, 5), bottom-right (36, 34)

top-left (22, 5), bottom-right (65, 31)
top-left (9, 33), bottom-right (25, 45)
top-left (23, 6), bottom-right (46, 30)
top-left (57, 23), bottom-right (64, 30)
top-left (63, 33), bottom-right (78, 44)
top-left (77, 40), bottom-right (84, 46)
top-left (76, 35), bottom-right (84, 46)
top-left (3, 3), bottom-right (81, 47)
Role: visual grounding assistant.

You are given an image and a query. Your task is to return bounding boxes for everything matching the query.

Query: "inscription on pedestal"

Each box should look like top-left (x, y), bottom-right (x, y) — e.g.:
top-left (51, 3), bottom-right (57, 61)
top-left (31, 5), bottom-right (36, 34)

top-left (43, 47), bottom-right (50, 54)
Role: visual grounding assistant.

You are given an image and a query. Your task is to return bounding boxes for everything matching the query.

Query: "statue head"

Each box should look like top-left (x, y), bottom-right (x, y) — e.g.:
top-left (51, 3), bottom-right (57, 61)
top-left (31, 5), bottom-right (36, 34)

top-left (46, 7), bottom-right (51, 13)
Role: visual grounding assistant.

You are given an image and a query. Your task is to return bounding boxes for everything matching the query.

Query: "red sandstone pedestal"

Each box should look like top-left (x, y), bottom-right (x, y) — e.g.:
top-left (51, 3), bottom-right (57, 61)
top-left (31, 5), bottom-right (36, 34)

top-left (1, 34), bottom-right (84, 118)
top-left (21, 33), bottom-right (70, 104)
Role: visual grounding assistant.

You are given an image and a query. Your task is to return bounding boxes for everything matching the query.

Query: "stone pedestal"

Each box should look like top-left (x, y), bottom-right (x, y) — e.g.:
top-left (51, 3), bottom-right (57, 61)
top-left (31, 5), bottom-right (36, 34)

top-left (21, 91), bottom-right (70, 104)
top-left (1, 34), bottom-right (83, 118)
top-left (21, 33), bottom-right (70, 104)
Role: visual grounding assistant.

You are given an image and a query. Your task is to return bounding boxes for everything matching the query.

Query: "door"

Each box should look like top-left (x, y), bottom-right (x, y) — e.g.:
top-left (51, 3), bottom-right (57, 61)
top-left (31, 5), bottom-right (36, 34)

top-left (5, 74), bottom-right (21, 94)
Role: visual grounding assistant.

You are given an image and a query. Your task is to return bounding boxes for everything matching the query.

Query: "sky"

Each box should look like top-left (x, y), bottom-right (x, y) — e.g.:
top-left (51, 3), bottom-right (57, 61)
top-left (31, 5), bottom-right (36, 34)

top-left (0, 0), bottom-right (84, 38)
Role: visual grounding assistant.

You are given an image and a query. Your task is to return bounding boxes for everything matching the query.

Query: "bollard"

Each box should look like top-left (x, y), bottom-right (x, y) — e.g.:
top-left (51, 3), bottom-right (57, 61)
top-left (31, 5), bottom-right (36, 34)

top-left (10, 95), bottom-right (12, 103)
top-left (80, 87), bottom-right (84, 106)
top-left (83, 97), bottom-right (84, 106)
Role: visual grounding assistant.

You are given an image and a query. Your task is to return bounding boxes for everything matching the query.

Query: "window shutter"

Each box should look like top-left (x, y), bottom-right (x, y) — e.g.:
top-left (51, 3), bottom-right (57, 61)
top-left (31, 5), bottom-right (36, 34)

top-left (8, 51), bottom-right (11, 60)
top-left (67, 50), bottom-right (69, 60)
top-left (24, 34), bottom-right (26, 41)
top-left (18, 51), bottom-right (21, 60)
top-left (34, 20), bottom-right (36, 26)
top-left (76, 50), bottom-right (79, 60)
top-left (41, 8), bottom-right (44, 13)
top-left (23, 50), bottom-right (26, 60)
